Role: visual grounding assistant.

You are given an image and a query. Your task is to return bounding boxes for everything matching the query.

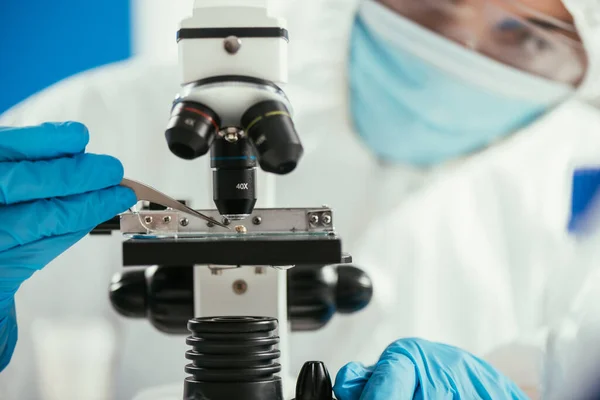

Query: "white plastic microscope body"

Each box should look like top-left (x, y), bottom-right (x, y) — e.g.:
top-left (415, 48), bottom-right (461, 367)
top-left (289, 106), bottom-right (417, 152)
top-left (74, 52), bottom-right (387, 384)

top-left (175, 0), bottom-right (292, 127)
top-left (180, 2), bottom-right (287, 84)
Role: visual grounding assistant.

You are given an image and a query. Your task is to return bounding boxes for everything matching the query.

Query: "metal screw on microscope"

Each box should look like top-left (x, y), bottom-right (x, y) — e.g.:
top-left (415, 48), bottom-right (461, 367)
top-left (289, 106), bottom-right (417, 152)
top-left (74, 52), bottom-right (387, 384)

top-left (255, 267), bottom-right (266, 275)
top-left (224, 36), bottom-right (242, 54)
top-left (225, 133), bottom-right (238, 143)
top-left (253, 216), bottom-right (262, 225)
top-left (180, 218), bottom-right (189, 227)
top-left (233, 280), bottom-right (248, 294)
top-left (221, 127), bottom-right (240, 143)
top-left (163, 216), bottom-right (172, 224)
top-left (222, 217), bottom-right (231, 226)
top-left (144, 216), bottom-right (153, 224)
top-left (322, 214), bottom-right (332, 225)
top-left (309, 214), bottom-right (319, 225)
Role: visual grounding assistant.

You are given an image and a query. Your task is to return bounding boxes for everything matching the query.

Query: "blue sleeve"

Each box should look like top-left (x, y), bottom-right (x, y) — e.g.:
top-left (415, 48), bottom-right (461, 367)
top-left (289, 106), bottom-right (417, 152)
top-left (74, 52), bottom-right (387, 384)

top-left (0, 301), bottom-right (18, 372)
top-left (569, 168), bottom-right (600, 235)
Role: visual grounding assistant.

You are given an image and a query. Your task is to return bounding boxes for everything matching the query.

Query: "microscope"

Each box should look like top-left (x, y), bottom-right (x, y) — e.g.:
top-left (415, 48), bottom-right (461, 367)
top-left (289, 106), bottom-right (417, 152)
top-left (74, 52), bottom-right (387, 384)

top-left (93, 2), bottom-right (373, 399)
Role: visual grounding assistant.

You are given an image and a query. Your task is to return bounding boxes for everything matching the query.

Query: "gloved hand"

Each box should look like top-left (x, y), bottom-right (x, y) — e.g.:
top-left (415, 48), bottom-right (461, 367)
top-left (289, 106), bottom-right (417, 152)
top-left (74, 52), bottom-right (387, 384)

top-left (0, 122), bottom-right (137, 371)
top-left (333, 338), bottom-right (528, 400)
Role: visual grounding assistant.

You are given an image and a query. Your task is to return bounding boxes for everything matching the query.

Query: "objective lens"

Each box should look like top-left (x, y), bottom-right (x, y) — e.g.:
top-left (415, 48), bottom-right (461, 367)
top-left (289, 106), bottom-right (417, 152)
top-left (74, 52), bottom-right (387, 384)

top-left (165, 101), bottom-right (221, 160)
top-left (211, 136), bottom-right (257, 219)
top-left (242, 100), bottom-right (304, 175)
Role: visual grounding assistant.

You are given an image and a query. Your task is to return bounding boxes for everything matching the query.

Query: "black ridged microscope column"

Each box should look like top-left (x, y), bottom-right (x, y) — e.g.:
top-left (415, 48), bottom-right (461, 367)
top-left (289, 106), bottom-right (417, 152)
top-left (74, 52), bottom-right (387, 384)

top-left (184, 316), bottom-right (284, 400)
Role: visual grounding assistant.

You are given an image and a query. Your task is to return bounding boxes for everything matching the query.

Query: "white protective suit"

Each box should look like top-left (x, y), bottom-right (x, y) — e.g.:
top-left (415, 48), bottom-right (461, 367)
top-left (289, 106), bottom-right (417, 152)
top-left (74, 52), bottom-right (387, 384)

top-left (2, 0), bottom-right (600, 399)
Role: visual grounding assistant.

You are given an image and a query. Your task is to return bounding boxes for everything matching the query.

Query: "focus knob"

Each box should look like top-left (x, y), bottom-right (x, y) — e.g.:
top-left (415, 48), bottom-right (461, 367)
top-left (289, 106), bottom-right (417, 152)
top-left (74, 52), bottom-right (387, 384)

top-left (287, 265), bottom-right (336, 332)
top-left (109, 266), bottom-right (193, 334)
top-left (110, 263), bottom-right (372, 334)
top-left (288, 263), bottom-right (373, 331)
top-left (336, 266), bottom-right (373, 314)
top-left (294, 361), bottom-right (333, 400)
top-left (109, 269), bottom-right (147, 318)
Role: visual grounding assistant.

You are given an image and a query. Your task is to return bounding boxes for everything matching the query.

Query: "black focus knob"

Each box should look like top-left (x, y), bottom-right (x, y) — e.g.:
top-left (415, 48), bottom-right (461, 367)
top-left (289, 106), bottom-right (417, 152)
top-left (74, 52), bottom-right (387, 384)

top-left (109, 269), bottom-right (147, 318)
top-left (110, 263), bottom-right (372, 334)
top-left (336, 266), bottom-right (373, 314)
top-left (288, 264), bottom-right (373, 331)
top-left (109, 266), bottom-right (194, 334)
top-left (149, 266), bottom-right (194, 334)
top-left (287, 265), bottom-right (336, 332)
top-left (294, 361), bottom-right (333, 400)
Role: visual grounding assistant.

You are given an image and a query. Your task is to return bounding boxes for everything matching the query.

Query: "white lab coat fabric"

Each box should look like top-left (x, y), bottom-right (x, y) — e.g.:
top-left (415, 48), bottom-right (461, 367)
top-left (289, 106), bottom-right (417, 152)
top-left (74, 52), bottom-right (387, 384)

top-left (2, 0), bottom-right (600, 399)
top-left (539, 242), bottom-right (600, 400)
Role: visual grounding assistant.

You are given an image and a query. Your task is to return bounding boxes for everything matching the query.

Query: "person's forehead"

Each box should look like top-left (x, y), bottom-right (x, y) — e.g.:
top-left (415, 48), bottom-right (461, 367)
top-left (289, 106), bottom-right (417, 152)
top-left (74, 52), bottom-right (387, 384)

top-left (493, 0), bottom-right (573, 22)
top-left (515, 0), bottom-right (573, 22)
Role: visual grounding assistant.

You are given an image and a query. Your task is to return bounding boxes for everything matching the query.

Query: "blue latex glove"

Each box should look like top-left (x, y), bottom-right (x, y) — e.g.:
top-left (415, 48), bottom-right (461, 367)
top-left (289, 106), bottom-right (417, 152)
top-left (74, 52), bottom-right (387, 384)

top-left (0, 122), bottom-right (137, 371)
top-left (333, 338), bottom-right (528, 400)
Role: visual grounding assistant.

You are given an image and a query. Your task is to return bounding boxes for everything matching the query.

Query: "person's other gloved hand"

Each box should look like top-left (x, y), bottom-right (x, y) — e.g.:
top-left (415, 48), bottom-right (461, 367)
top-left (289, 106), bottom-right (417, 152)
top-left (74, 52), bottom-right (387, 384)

top-left (0, 122), bottom-right (137, 371)
top-left (333, 338), bottom-right (528, 400)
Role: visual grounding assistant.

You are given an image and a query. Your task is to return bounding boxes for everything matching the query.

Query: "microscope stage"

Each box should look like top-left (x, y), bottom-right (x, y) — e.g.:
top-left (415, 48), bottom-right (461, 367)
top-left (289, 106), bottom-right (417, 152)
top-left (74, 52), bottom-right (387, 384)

top-left (119, 207), bottom-right (343, 267)
top-left (122, 233), bottom-right (343, 267)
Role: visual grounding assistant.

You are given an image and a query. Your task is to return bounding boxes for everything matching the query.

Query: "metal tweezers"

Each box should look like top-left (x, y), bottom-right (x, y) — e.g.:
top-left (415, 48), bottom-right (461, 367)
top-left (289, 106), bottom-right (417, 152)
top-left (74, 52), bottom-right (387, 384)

top-left (121, 178), bottom-right (230, 229)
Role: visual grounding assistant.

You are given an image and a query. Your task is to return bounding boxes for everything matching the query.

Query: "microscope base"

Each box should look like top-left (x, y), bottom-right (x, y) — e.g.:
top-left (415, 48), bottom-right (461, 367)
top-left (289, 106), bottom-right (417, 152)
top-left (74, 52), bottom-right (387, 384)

top-left (131, 377), bottom-right (297, 400)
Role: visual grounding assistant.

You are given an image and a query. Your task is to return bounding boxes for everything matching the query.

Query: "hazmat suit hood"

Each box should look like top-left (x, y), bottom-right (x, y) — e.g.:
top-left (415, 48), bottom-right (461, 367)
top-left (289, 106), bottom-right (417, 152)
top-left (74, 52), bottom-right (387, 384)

top-left (563, 0), bottom-right (600, 104)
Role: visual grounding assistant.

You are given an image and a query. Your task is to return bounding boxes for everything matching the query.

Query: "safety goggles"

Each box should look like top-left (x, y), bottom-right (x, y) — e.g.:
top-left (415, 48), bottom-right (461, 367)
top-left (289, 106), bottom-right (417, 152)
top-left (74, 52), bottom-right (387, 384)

top-left (376, 0), bottom-right (587, 85)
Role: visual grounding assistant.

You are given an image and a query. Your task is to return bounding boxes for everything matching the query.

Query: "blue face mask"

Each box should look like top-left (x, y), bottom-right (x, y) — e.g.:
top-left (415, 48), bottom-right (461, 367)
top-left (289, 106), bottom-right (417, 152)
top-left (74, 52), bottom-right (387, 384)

top-left (349, 0), bottom-right (574, 166)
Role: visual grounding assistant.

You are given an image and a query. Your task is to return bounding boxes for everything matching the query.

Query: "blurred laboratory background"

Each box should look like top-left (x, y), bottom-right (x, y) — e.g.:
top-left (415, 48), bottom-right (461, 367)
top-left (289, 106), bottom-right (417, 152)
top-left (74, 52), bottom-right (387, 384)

top-left (0, 0), bottom-right (196, 114)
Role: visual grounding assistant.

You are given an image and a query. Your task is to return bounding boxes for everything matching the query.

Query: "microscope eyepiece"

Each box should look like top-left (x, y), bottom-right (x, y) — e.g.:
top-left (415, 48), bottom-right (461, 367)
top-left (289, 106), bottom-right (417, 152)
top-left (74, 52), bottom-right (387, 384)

top-left (242, 100), bottom-right (303, 175)
top-left (166, 102), bottom-right (221, 160)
